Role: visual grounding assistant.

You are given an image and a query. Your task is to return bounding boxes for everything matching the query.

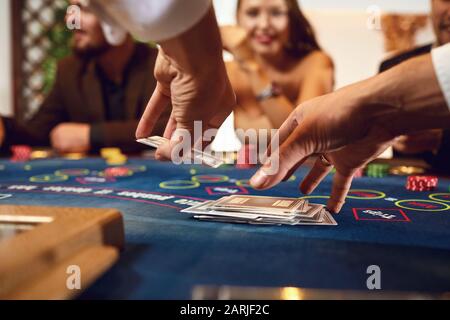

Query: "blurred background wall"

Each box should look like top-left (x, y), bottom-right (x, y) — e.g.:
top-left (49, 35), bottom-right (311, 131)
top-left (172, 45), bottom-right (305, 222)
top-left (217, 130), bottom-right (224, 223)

top-left (0, 0), bottom-right (436, 116)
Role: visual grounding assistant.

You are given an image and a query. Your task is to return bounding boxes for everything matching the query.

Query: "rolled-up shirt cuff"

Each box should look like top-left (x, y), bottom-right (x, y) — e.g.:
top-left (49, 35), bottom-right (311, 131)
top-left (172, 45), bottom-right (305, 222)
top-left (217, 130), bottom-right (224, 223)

top-left (90, 0), bottom-right (211, 43)
top-left (431, 43), bottom-right (450, 111)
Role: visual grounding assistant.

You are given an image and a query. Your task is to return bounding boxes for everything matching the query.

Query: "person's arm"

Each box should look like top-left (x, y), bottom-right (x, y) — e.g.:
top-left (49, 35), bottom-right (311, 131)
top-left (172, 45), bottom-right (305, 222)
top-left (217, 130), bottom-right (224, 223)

top-left (253, 53), bottom-right (334, 127)
top-left (246, 69), bottom-right (296, 129)
top-left (362, 54), bottom-right (450, 134)
top-left (226, 60), bottom-right (294, 129)
top-left (90, 0), bottom-right (211, 44)
top-left (1, 68), bottom-right (68, 150)
top-left (297, 52), bottom-right (334, 104)
top-left (135, 6), bottom-right (236, 159)
top-left (250, 49), bottom-right (450, 213)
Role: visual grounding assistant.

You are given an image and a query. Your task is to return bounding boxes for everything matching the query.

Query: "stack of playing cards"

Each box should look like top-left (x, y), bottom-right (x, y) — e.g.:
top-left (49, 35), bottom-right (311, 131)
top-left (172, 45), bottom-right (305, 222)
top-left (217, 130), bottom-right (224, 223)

top-left (137, 136), bottom-right (225, 168)
top-left (181, 195), bottom-right (337, 226)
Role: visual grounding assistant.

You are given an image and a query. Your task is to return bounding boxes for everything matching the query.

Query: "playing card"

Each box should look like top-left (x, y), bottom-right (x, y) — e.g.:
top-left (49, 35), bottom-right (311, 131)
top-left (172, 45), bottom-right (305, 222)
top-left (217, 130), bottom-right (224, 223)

top-left (181, 197), bottom-right (337, 227)
top-left (211, 195), bottom-right (307, 215)
top-left (182, 201), bottom-right (294, 221)
top-left (136, 136), bottom-right (225, 168)
top-left (136, 136), bottom-right (167, 148)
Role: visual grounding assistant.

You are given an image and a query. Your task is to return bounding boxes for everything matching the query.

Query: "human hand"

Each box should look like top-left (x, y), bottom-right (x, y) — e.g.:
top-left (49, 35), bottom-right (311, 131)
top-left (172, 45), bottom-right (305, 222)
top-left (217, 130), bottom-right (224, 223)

top-left (136, 8), bottom-right (236, 160)
top-left (393, 130), bottom-right (443, 155)
top-left (50, 123), bottom-right (91, 153)
top-left (249, 86), bottom-right (396, 213)
top-left (249, 52), bottom-right (450, 213)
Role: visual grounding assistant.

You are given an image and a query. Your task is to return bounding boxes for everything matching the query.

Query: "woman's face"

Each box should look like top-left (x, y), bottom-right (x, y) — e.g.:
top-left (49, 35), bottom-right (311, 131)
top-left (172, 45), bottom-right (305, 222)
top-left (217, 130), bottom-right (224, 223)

top-left (238, 0), bottom-right (290, 58)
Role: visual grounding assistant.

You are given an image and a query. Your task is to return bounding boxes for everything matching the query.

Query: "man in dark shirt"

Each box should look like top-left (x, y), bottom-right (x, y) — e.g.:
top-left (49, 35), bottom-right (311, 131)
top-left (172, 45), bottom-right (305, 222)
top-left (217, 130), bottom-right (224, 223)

top-left (379, 0), bottom-right (450, 173)
top-left (0, 0), bottom-right (169, 154)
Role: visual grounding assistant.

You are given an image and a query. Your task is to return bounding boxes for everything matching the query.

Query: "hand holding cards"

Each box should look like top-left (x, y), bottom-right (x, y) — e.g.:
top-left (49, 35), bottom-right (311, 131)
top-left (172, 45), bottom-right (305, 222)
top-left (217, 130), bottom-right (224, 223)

top-left (136, 136), bottom-right (225, 168)
top-left (182, 195), bottom-right (337, 226)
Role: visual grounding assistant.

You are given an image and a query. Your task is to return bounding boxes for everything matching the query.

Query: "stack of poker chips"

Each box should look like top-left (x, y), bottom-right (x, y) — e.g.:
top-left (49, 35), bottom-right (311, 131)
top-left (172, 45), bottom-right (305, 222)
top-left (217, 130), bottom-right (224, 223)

top-left (406, 176), bottom-right (439, 192)
top-left (389, 165), bottom-right (425, 176)
top-left (10, 145), bottom-right (32, 162)
top-left (366, 163), bottom-right (390, 178)
top-left (101, 148), bottom-right (128, 165)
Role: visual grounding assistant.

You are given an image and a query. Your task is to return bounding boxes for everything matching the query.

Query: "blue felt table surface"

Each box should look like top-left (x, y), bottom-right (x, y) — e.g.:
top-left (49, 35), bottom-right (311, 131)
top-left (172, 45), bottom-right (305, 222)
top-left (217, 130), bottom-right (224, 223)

top-left (0, 158), bottom-right (449, 299)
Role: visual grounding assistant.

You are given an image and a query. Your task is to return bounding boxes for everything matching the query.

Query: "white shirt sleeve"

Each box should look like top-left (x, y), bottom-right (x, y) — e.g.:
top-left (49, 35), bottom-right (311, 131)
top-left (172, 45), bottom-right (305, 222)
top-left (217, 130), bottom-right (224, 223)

top-left (88, 0), bottom-right (211, 44)
top-left (431, 43), bottom-right (450, 110)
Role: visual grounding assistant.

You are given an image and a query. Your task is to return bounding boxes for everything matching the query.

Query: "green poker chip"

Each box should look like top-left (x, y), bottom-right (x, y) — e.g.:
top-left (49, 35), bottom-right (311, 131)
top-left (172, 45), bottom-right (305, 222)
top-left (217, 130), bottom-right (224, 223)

top-left (366, 163), bottom-right (390, 178)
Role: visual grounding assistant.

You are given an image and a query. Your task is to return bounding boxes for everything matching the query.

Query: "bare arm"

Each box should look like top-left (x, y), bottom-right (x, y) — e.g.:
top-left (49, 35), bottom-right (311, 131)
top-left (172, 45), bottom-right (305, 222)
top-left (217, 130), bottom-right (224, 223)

top-left (136, 7), bottom-right (236, 159)
top-left (297, 53), bottom-right (334, 104)
top-left (250, 53), bottom-right (450, 213)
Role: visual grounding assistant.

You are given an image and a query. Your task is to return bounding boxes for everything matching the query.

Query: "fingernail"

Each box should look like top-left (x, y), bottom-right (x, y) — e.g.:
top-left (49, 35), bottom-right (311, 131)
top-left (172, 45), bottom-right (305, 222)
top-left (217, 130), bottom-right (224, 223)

top-left (250, 169), bottom-right (269, 189)
top-left (328, 202), bottom-right (344, 214)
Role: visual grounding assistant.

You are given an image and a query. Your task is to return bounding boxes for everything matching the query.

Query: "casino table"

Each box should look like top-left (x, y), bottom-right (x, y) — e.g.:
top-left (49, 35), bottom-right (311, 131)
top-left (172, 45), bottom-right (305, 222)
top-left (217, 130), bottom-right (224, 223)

top-left (0, 155), bottom-right (449, 299)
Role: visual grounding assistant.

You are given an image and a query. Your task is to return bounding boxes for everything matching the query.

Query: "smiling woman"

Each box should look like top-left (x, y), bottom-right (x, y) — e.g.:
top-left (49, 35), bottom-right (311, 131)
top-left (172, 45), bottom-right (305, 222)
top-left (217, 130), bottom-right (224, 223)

top-left (223, 0), bottom-right (334, 134)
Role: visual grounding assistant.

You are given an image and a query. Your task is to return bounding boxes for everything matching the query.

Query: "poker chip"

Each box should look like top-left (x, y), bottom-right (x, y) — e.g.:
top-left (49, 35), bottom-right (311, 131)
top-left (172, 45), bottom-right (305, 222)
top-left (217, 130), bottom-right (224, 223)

top-left (406, 175), bottom-right (438, 192)
top-left (10, 145), bottom-right (32, 162)
top-left (104, 167), bottom-right (132, 177)
top-left (100, 148), bottom-right (122, 158)
top-left (366, 163), bottom-right (390, 178)
top-left (106, 154), bottom-right (128, 166)
top-left (63, 153), bottom-right (87, 160)
top-left (30, 149), bottom-right (53, 160)
top-left (390, 166), bottom-right (425, 176)
top-left (236, 144), bottom-right (257, 169)
top-left (101, 148), bottom-right (128, 165)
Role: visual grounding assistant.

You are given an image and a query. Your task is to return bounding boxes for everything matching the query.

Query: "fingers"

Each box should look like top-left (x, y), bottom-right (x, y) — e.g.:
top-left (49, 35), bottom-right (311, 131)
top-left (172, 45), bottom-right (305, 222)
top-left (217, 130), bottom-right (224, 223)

top-left (261, 109), bottom-right (301, 163)
top-left (327, 171), bottom-right (354, 213)
top-left (135, 83), bottom-right (170, 139)
top-left (153, 117), bottom-right (177, 161)
top-left (300, 156), bottom-right (334, 195)
top-left (274, 109), bottom-right (301, 149)
top-left (250, 125), bottom-right (313, 190)
top-left (281, 158), bottom-right (306, 182)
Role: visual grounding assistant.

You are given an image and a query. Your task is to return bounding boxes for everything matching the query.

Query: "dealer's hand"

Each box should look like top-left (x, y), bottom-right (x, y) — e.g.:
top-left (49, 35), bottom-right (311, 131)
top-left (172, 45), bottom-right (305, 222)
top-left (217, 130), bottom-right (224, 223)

top-left (136, 8), bottom-right (236, 160)
top-left (250, 54), bottom-right (450, 213)
top-left (250, 88), bottom-right (394, 213)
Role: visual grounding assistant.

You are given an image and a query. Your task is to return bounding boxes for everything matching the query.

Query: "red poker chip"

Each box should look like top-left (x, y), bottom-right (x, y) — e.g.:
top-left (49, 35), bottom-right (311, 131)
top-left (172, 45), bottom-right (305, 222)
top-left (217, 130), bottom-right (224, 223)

top-left (406, 175), bottom-right (438, 191)
top-left (104, 167), bottom-right (132, 177)
top-left (10, 145), bottom-right (32, 162)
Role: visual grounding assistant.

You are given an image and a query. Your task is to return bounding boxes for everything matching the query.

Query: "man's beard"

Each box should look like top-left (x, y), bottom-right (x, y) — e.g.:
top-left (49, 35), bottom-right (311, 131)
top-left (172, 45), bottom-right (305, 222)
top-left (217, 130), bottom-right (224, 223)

top-left (73, 42), bottom-right (111, 60)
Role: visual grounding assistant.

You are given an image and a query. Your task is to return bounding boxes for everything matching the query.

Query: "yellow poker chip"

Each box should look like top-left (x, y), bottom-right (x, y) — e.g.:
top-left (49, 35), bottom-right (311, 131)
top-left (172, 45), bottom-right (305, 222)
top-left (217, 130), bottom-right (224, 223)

top-left (101, 148), bottom-right (122, 159)
top-left (106, 155), bottom-right (128, 165)
top-left (63, 153), bottom-right (87, 160)
top-left (389, 166), bottom-right (425, 176)
top-left (30, 149), bottom-right (53, 160)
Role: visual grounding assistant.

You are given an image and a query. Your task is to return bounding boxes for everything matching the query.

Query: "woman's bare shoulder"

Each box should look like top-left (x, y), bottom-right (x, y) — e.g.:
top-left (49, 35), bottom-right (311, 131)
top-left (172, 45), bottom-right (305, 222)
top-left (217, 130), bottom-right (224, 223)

top-left (302, 50), bottom-right (334, 69)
